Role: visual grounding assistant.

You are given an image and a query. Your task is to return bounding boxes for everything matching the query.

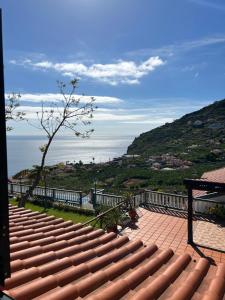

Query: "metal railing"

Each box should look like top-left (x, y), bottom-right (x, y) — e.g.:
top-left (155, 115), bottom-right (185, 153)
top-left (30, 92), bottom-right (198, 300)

top-left (96, 193), bottom-right (123, 207)
top-left (140, 189), bottom-right (225, 214)
top-left (10, 183), bottom-right (225, 214)
top-left (98, 190), bottom-right (188, 211)
top-left (8, 183), bottom-right (83, 207)
top-left (194, 196), bottom-right (225, 214)
top-left (142, 190), bottom-right (188, 211)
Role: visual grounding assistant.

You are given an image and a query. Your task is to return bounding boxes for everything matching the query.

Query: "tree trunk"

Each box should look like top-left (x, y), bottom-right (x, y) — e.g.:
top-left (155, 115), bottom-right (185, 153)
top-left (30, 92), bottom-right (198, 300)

top-left (18, 170), bottom-right (42, 207)
top-left (18, 137), bottom-right (53, 207)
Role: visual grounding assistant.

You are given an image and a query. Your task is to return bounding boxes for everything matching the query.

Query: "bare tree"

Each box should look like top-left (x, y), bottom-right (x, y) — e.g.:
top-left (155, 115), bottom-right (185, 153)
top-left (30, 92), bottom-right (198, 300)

top-left (18, 79), bottom-right (96, 207)
top-left (5, 93), bottom-right (25, 131)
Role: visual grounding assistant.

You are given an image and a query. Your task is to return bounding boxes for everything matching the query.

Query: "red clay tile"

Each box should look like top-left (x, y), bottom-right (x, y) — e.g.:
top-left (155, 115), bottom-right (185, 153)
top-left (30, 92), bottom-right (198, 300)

top-left (3, 205), bottom-right (225, 300)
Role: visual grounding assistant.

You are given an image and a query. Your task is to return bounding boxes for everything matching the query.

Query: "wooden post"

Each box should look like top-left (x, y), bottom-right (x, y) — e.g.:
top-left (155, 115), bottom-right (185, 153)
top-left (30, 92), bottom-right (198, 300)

top-left (0, 9), bottom-right (11, 285)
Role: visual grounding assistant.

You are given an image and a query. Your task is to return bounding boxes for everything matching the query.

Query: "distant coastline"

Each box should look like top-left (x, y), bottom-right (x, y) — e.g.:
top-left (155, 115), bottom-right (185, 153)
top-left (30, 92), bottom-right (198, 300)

top-left (7, 134), bottom-right (134, 177)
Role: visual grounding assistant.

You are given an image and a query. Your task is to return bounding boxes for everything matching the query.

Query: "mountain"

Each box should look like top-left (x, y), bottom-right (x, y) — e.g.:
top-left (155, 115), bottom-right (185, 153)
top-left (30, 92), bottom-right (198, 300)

top-left (127, 99), bottom-right (225, 164)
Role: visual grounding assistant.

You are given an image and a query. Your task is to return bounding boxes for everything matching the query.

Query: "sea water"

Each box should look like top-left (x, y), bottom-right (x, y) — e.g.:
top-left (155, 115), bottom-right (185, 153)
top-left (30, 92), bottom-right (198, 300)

top-left (7, 135), bottom-right (134, 176)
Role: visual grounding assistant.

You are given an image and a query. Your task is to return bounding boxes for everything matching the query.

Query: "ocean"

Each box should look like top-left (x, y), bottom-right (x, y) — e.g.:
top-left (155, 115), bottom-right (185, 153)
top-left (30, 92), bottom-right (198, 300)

top-left (7, 135), bottom-right (134, 176)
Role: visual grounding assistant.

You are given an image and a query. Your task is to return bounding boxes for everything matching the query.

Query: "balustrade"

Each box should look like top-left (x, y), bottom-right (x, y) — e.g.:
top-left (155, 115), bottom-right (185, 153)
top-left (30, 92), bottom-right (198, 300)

top-left (8, 183), bottom-right (82, 206)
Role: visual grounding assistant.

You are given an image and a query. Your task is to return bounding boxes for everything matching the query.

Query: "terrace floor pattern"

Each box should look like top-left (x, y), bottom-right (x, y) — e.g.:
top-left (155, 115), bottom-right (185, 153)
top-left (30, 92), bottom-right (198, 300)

top-left (194, 220), bottom-right (225, 253)
top-left (122, 207), bottom-right (225, 265)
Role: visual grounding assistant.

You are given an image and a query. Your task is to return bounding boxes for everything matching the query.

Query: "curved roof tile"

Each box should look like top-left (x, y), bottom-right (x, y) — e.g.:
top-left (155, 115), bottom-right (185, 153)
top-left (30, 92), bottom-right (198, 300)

top-left (3, 204), bottom-right (225, 300)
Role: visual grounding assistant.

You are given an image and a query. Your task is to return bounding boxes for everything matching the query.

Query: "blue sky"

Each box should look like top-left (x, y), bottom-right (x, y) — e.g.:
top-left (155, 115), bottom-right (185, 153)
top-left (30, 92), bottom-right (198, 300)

top-left (2, 0), bottom-right (225, 137)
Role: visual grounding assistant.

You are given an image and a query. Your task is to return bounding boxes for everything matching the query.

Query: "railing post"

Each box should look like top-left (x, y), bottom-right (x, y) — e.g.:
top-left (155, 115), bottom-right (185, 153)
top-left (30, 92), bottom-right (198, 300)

top-left (79, 192), bottom-right (82, 207)
top-left (52, 188), bottom-right (56, 201)
top-left (10, 183), bottom-right (13, 195)
top-left (93, 190), bottom-right (97, 208)
top-left (144, 191), bottom-right (147, 206)
top-left (90, 188), bottom-right (96, 208)
top-left (19, 182), bottom-right (22, 197)
top-left (187, 187), bottom-right (193, 244)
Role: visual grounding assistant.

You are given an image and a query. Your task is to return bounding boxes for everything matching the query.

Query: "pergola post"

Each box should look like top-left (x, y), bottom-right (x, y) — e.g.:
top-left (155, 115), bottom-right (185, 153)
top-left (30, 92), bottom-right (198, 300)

top-left (0, 8), bottom-right (11, 285)
top-left (184, 178), bottom-right (225, 248)
top-left (187, 186), bottom-right (193, 244)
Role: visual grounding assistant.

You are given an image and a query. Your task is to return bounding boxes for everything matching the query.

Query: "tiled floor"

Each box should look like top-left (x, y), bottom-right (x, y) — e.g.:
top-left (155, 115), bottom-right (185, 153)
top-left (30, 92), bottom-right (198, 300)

top-left (122, 207), bottom-right (225, 264)
top-left (194, 219), bottom-right (225, 252)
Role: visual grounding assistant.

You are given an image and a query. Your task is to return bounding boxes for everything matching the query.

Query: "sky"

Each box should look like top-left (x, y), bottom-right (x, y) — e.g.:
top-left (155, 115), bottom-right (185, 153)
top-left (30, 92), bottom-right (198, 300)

top-left (1, 0), bottom-right (225, 137)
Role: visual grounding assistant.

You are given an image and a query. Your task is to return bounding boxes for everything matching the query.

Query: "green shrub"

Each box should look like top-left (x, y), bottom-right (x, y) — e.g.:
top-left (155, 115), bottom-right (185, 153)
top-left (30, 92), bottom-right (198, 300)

top-left (31, 197), bottom-right (94, 216)
top-left (208, 205), bottom-right (225, 219)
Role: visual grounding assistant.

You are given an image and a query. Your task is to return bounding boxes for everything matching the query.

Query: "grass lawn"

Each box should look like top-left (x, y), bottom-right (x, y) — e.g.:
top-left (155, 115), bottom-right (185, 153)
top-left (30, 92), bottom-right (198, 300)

top-left (9, 198), bottom-right (95, 224)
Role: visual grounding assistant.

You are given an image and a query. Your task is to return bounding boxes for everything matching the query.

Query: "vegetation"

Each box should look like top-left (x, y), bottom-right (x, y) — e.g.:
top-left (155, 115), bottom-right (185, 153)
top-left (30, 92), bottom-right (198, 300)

top-left (208, 205), bottom-right (225, 220)
top-left (19, 79), bottom-right (96, 207)
top-left (128, 98), bottom-right (225, 161)
top-left (95, 204), bottom-right (128, 232)
top-left (16, 155), bottom-right (225, 196)
top-left (10, 198), bottom-right (94, 224)
top-left (32, 160), bottom-right (224, 195)
top-left (5, 93), bottom-right (25, 131)
top-left (15, 98), bottom-right (225, 195)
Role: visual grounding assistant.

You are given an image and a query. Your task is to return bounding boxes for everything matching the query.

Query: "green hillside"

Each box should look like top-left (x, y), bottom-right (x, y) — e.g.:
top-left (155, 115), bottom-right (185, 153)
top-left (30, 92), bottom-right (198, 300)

top-left (128, 99), bottom-right (225, 164)
top-left (17, 99), bottom-right (225, 195)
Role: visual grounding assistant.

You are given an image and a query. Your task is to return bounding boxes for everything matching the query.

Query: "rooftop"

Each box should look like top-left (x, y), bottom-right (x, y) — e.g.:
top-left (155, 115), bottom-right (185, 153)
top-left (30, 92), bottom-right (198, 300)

top-left (193, 167), bottom-right (225, 198)
top-left (2, 204), bottom-right (225, 300)
top-left (201, 167), bottom-right (225, 184)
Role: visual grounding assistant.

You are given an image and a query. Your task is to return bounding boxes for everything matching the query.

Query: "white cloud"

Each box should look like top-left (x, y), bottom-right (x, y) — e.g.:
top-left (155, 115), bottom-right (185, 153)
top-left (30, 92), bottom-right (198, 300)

top-left (122, 118), bottom-right (174, 124)
top-left (34, 61), bottom-right (53, 68)
top-left (12, 56), bottom-right (165, 85)
top-left (189, 0), bottom-right (225, 11)
top-left (9, 97), bottom-right (212, 137)
top-left (16, 105), bottom-right (147, 122)
top-left (194, 72), bottom-right (199, 78)
top-left (94, 112), bottom-right (145, 122)
top-left (127, 35), bottom-right (225, 57)
top-left (9, 59), bottom-right (17, 64)
top-left (182, 65), bottom-right (196, 72)
top-left (6, 93), bottom-right (123, 104)
top-left (16, 103), bottom-right (180, 125)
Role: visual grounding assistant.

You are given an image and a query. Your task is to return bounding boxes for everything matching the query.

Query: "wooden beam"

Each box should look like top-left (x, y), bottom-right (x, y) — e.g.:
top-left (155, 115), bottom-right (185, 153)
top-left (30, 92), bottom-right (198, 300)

top-left (184, 179), bottom-right (225, 192)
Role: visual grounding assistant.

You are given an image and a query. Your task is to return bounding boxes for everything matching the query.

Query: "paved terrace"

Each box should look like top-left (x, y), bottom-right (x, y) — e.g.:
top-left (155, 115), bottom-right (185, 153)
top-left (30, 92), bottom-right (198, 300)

top-left (122, 207), bottom-right (225, 264)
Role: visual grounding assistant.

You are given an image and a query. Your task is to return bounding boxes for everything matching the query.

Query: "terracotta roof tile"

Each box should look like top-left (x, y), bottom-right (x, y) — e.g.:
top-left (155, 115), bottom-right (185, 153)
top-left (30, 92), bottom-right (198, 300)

top-left (3, 204), bottom-right (225, 299)
top-left (201, 167), bottom-right (225, 183)
top-left (193, 190), bottom-right (207, 198)
top-left (193, 166), bottom-right (225, 197)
